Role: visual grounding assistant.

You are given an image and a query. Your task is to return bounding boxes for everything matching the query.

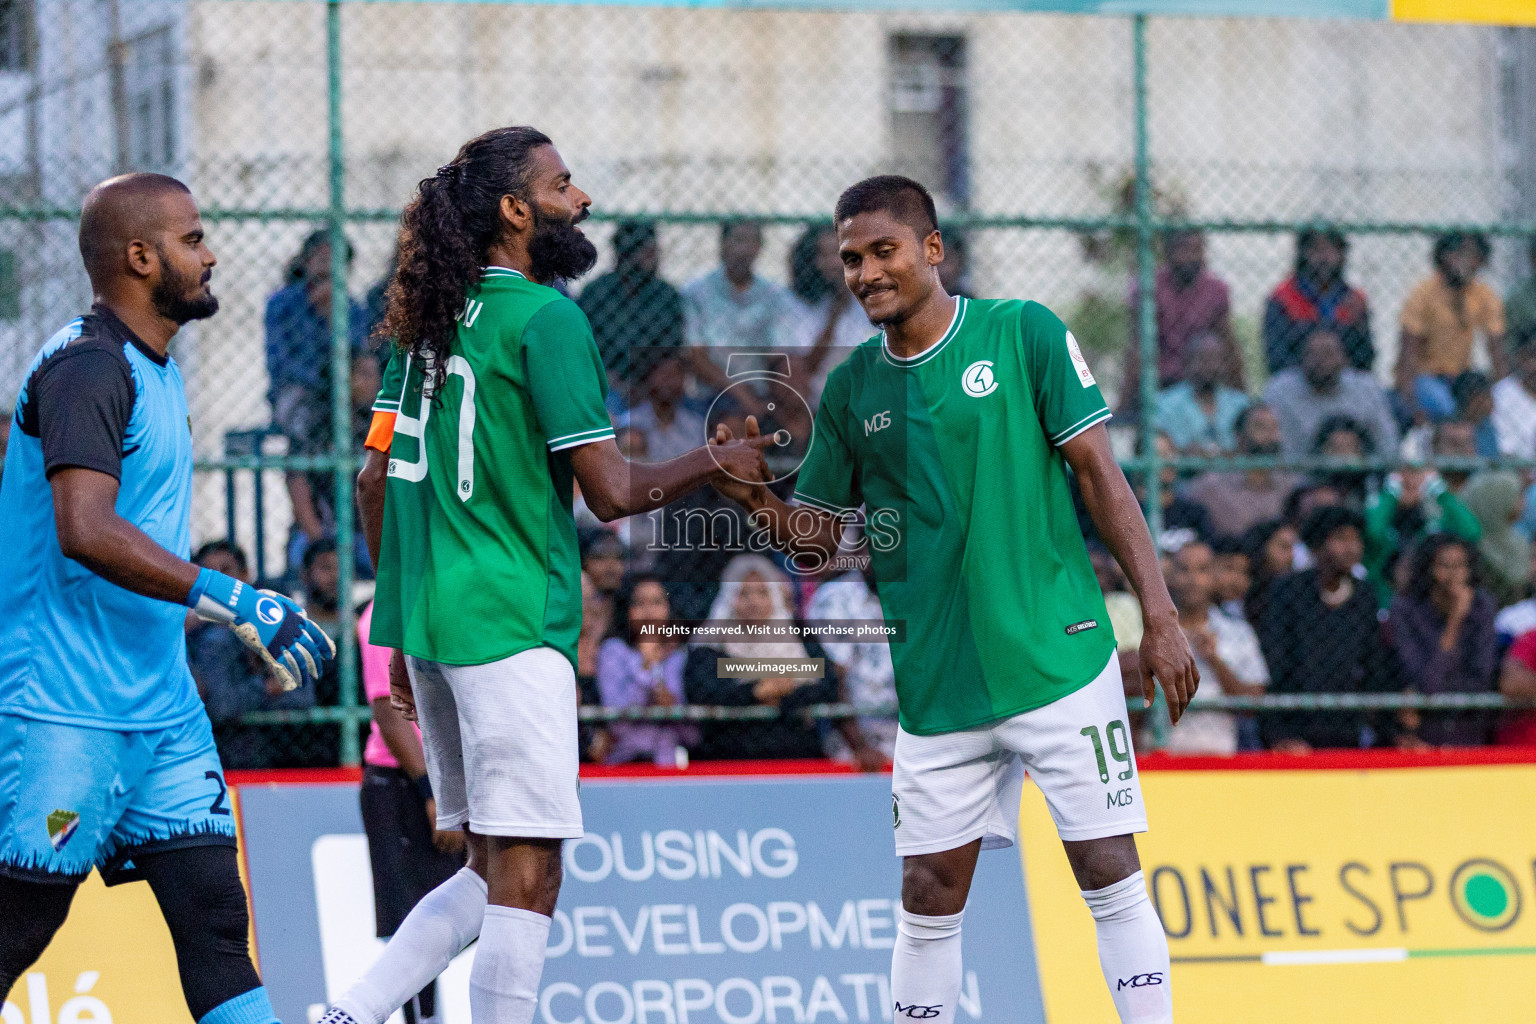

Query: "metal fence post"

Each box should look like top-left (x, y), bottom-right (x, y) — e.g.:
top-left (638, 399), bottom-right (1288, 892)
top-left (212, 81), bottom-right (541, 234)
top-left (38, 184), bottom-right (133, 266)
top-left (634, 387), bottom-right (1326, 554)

top-left (1131, 13), bottom-right (1170, 749)
top-left (327, 0), bottom-right (360, 766)
top-left (1133, 13), bottom-right (1159, 540)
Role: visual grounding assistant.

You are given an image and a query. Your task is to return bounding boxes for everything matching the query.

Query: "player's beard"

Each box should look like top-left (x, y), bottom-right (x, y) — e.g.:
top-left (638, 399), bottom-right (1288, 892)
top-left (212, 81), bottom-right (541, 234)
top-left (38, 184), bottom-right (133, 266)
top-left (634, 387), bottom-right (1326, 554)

top-left (528, 205), bottom-right (598, 284)
top-left (151, 247), bottom-right (220, 324)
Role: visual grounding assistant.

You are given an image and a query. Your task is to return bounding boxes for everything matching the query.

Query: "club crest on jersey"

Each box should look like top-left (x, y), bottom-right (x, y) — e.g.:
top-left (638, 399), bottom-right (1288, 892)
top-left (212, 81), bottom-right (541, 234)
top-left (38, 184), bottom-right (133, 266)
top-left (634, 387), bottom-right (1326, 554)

top-left (961, 360), bottom-right (998, 398)
top-left (47, 809), bottom-right (80, 852)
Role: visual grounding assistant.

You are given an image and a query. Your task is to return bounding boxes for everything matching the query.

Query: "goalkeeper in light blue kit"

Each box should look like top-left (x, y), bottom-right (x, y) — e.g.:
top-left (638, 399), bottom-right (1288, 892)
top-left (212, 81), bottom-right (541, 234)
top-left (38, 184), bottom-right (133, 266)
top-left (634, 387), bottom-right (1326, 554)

top-left (0, 174), bottom-right (333, 1024)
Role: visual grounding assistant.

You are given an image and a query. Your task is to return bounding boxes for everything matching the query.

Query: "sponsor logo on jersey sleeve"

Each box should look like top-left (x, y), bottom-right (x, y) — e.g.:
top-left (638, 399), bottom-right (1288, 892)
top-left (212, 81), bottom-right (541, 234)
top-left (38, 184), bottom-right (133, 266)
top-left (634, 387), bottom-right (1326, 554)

top-left (1065, 331), bottom-right (1096, 388)
top-left (961, 360), bottom-right (998, 398)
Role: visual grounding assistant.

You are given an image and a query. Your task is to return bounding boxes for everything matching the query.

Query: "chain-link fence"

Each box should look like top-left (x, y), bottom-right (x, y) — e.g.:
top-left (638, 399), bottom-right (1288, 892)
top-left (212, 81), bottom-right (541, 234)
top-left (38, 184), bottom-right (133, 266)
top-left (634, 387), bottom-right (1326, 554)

top-left (5, 0), bottom-right (1536, 765)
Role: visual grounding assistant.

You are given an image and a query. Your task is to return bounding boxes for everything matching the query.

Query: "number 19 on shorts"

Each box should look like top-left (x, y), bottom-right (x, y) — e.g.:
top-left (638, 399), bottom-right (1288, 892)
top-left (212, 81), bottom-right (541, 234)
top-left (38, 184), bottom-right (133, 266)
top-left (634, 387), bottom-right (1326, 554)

top-left (1080, 720), bottom-right (1135, 784)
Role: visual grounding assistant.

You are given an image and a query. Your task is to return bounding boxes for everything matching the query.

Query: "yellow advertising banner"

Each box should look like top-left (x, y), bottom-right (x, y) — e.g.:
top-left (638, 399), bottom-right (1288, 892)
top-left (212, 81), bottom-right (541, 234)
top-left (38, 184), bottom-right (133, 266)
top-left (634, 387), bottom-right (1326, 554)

top-left (1393, 0), bottom-right (1536, 25)
top-left (1020, 764), bottom-right (1536, 1024)
top-left (1, 792), bottom-right (251, 1024)
top-left (1, 873), bottom-right (192, 1024)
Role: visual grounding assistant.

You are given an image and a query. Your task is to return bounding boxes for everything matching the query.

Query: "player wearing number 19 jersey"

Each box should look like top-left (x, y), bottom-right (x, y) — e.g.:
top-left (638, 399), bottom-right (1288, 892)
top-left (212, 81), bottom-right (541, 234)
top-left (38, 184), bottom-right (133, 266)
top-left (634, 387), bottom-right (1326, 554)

top-left (713, 177), bottom-right (1198, 1024)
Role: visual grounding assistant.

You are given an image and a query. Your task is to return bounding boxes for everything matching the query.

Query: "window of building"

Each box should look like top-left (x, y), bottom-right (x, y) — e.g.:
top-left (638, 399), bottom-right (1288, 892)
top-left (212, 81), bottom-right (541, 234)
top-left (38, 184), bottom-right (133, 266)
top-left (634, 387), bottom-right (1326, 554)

top-left (0, 1), bottom-right (32, 72)
top-left (888, 34), bottom-right (970, 207)
top-left (125, 27), bottom-right (177, 171)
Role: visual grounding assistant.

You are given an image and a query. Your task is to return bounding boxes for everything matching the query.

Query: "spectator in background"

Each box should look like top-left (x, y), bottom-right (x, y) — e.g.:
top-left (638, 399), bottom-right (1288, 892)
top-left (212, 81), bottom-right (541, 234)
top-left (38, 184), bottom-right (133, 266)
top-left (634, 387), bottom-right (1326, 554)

top-left (578, 533), bottom-right (627, 681)
top-left (788, 223), bottom-right (870, 402)
top-left (268, 232), bottom-right (375, 578)
top-left (1495, 547), bottom-right (1536, 642)
top-left (1210, 534), bottom-right (1252, 621)
top-left (1492, 329), bottom-right (1536, 458)
top-left (186, 540), bottom-right (313, 769)
top-left (1390, 534), bottom-right (1497, 748)
top-left (358, 601), bottom-right (464, 1024)
top-left (1162, 538), bottom-right (1268, 755)
top-left (1154, 331), bottom-right (1250, 455)
top-left (1134, 432), bottom-right (1215, 543)
top-left (1497, 623), bottom-right (1536, 744)
top-left (299, 537), bottom-right (342, 638)
top-left (622, 355), bottom-right (706, 464)
top-left (1283, 481), bottom-right (1348, 574)
top-left (282, 352), bottom-right (380, 579)
top-left (576, 572), bottom-right (610, 762)
top-left (1121, 228), bottom-right (1242, 416)
top-left (1265, 327), bottom-right (1399, 460)
top-left (579, 220), bottom-right (685, 398)
top-left (1181, 404), bottom-right (1302, 537)
top-left (1313, 415), bottom-right (1373, 461)
top-left (684, 555), bottom-right (862, 762)
top-left (1430, 419), bottom-right (1481, 499)
top-left (1264, 227), bottom-right (1373, 373)
top-left (1503, 235), bottom-right (1536, 346)
top-left (806, 557), bottom-right (897, 766)
top-left (1311, 414), bottom-right (1376, 508)
top-left (683, 219), bottom-right (798, 402)
top-left (1258, 506), bottom-right (1395, 751)
top-left (1397, 232), bottom-right (1506, 421)
top-left (1364, 448), bottom-right (1482, 606)
top-left (1462, 472), bottom-right (1531, 609)
top-left (1451, 370), bottom-right (1501, 457)
top-left (363, 243), bottom-right (398, 363)
top-left (595, 575), bottom-right (698, 766)
top-left (267, 231), bottom-right (370, 418)
top-left (1241, 518), bottom-right (1300, 628)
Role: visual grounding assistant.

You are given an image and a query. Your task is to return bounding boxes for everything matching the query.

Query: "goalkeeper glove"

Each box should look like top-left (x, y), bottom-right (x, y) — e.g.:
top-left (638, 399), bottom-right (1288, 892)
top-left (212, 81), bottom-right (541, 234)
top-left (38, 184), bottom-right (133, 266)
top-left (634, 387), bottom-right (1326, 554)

top-left (186, 568), bottom-right (336, 692)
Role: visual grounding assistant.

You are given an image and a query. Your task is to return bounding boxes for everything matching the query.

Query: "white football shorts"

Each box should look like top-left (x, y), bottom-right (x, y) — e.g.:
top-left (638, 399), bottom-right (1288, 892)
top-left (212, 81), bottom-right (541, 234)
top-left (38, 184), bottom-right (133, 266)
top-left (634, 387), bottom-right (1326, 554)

top-left (891, 653), bottom-right (1147, 857)
top-left (406, 645), bottom-right (583, 839)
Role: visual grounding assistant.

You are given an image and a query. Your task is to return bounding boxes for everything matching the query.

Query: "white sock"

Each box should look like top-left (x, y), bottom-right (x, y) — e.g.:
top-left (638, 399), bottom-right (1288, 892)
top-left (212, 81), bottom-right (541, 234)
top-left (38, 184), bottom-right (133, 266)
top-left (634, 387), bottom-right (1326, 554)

top-left (335, 867), bottom-right (488, 1024)
top-left (1082, 871), bottom-right (1173, 1024)
top-left (889, 908), bottom-right (964, 1024)
top-left (468, 905), bottom-right (552, 1024)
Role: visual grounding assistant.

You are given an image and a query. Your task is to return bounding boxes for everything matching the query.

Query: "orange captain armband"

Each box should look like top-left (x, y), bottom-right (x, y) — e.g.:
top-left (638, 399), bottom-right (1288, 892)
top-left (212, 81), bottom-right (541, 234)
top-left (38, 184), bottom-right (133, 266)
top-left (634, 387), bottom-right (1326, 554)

top-left (364, 410), bottom-right (398, 453)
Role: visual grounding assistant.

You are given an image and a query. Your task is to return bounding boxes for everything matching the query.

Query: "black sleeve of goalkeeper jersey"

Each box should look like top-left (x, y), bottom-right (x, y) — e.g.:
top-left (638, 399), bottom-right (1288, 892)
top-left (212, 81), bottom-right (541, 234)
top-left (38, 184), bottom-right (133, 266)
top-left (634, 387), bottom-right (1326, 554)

top-left (34, 346), bottom-right (135, 480)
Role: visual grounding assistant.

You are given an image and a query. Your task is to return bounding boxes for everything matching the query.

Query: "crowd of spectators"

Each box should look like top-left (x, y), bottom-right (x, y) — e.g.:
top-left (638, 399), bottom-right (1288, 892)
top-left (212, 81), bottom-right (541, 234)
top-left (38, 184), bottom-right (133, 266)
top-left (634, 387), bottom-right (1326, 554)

top-left (189, 220), bottom-right (1536, 769)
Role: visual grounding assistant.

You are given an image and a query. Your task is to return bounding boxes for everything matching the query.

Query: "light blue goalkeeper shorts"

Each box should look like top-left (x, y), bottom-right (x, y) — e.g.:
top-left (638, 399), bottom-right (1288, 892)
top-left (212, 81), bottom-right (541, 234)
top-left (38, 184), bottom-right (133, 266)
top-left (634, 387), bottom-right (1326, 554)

top-left (0, 711), bottom-right (236, 886)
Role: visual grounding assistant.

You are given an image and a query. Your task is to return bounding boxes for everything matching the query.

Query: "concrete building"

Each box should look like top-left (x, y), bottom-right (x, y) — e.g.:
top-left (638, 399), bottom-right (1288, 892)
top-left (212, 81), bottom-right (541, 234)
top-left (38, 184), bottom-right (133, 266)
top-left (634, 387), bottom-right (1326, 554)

top-left (0, 0), bottom-right (1529, 555)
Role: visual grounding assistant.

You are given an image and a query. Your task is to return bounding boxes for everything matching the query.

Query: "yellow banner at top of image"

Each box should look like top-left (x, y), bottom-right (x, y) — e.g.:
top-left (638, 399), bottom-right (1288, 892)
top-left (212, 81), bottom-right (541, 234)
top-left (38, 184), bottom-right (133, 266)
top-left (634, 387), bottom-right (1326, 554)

top-left (1394, 0), bottom-right (1536, 25)
top-left (1019, 764), bottom-right (1536, 1024)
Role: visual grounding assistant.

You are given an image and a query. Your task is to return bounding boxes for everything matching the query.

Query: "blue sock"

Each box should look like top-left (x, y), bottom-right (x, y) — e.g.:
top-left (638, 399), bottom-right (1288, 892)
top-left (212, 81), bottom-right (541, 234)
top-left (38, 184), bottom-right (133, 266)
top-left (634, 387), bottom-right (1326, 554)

top-left (199, 987), bottom-right (280, 1024)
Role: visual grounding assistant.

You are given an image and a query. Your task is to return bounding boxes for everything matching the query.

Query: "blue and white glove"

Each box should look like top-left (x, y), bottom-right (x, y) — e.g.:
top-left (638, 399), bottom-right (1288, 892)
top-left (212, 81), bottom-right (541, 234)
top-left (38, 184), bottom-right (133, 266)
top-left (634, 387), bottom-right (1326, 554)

top-left (186, 568), bottom-right (336, 692)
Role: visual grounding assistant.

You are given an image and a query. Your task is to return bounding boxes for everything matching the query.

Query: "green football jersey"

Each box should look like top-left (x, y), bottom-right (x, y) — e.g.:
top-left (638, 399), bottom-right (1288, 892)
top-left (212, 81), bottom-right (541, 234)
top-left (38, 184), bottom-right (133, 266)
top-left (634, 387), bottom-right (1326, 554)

top-left (794, 296), bottom-right (1118, 735)
top-left (369, 267), bottom-right (615, 667)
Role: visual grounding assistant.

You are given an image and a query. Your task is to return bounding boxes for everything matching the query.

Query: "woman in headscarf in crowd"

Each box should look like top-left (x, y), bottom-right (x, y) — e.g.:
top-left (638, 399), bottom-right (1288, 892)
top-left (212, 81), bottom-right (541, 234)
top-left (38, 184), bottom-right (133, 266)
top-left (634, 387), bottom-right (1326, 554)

top-left (1462, 472), bottom-right (1532, 608)
top-left (684, 555), bottom-right (878, 764)
top-left (594, 574), bottom-right (698, 766)
top-left (1389, 534), bottom-right (1498, 747)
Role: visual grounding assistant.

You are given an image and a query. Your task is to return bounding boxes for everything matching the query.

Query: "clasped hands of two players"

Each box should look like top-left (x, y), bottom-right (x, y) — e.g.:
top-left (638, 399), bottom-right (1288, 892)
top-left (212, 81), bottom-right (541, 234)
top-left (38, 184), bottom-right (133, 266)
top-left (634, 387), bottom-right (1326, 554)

top-left (709, 416), bottom-right (774, 503)
top-left (187, 568), bottom-right (336, 691)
